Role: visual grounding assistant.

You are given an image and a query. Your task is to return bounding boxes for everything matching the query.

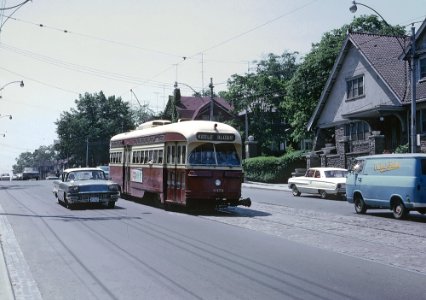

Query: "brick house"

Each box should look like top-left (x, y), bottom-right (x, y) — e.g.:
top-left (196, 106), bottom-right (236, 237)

top-left (307, 19), bottom-right (426, 169)
top-left (163, 87), bottom-right (235, 122)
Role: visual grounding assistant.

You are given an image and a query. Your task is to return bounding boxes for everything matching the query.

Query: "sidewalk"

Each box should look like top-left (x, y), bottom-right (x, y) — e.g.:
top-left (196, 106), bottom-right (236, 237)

top-left (0, 232), bottom-right (14, 300)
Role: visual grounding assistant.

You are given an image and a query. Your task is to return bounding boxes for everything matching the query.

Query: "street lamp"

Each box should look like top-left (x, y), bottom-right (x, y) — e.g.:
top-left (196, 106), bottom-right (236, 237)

top-left (0, 80), bottom-right (24, 99)
top-left (0, 114), bottom-right (12, 120)
top-left (349, 1), bottom-right (417, 153)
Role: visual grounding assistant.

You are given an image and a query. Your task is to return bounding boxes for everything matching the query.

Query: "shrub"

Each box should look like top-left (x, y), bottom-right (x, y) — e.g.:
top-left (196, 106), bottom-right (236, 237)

top-left (394, 143), bottom-right (409, 153)
top-left (243, 150), bottom-right (306, 183)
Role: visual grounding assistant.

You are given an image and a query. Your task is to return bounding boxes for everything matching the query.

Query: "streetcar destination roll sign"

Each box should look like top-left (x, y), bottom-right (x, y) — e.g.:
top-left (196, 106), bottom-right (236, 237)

top-left (196, 133), bottom-right (235, 141)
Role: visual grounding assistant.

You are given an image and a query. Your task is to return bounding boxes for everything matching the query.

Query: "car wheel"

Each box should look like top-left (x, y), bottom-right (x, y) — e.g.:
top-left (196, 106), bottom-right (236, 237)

top-left (319, 190), bottom-right (327, 199)
top-left (354, 195), bottom-right (367, 214)
top-left (107, 201), bottom-right (115, 209)
top-left (291, 185), bottom-right (301, 197)
top-left (64, 196), bottom-right (74, 210)
top-left (392, 200), bottom-right (408, 219)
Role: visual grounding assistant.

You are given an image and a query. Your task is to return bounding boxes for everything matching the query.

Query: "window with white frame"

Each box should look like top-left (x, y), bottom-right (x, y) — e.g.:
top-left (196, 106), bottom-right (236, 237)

top-left (346, 76), bottom-right (364, 99)
top-left (344, 121), bottom-right (370, 141)
top-left (420, 57), bottom-right (426, 80)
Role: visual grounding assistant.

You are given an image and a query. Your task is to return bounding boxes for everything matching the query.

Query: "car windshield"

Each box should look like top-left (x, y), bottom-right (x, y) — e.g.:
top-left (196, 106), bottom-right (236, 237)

top-left (188, 143), bottom-right (240, 166)
top-left (67, 170), bottom-right (105, 181)
top-left (324, 170), bottom-right (348, 178)
top-left (97, 166), bottom-right (109, 173)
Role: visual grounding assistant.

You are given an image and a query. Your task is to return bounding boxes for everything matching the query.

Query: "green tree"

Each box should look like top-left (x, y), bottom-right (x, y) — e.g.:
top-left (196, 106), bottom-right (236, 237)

top-left (13, 145), bottom-right (58, 174)
top-left (283, 15), bottom-right (406, 143)
top-left (55, 91), bottom-right (135, 167)
top-left (131, 104), bottom-right (157, 126)
top-left (223, 52), bottom-right (298, 155)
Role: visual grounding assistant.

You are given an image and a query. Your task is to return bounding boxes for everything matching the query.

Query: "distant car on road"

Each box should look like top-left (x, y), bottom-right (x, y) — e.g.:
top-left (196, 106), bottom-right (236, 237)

top-left (52, 167), bottom-right (119, 209)
top-left (96, 165), bottom-right (110, 179)
top-left (0, 173), bottom-right (11, 181)
top-left (288, 167), bottom-right (348, 199)
top-left (22, 167), bottom-right (40, 180)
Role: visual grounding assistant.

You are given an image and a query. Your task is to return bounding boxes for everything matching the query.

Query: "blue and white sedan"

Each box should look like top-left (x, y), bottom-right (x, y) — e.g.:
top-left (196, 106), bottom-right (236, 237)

top-left (287, 167), bottom-right (348, 199)
top-left (53, 167), bottom-right (119, 209)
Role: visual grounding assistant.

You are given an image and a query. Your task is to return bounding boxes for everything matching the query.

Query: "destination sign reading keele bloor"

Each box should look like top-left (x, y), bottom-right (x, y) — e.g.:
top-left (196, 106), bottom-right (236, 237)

top-left (196, 133), bottom-right (235, 141)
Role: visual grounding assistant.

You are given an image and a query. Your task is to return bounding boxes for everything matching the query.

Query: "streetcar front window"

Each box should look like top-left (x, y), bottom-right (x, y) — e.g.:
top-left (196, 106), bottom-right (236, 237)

top-left (215, 143), bottom-right (240, 166)
top-left (188, 143), bottom-right (240, 166)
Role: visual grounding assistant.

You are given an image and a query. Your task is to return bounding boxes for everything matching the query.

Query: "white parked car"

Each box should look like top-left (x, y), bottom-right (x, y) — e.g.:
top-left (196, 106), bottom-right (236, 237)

top-left (288, 167), bottom-right (348, 199)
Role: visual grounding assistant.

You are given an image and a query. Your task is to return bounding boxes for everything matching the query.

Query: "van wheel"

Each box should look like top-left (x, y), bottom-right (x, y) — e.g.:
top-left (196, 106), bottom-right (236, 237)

top-left (319, 190), bottom-right (327, 199)
top-left (291, 185), bottom-right (301, 197)
top-left (392, 201), bottom-right (408, 219)
top-left (354, 195), bottom-right (367, 214)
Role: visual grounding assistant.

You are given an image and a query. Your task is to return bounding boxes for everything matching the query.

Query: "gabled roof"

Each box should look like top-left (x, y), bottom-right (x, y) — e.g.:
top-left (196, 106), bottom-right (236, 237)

top-left (176, 95), bottom-right (233, 120)
top-left (307, 32), bottom-right (409, 131)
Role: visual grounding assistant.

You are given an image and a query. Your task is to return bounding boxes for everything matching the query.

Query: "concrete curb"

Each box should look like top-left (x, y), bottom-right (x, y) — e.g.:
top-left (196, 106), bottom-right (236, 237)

top-left (243, 181), bottom-right (290, 192)
top-left (0, 235), bottom-right (14, 300)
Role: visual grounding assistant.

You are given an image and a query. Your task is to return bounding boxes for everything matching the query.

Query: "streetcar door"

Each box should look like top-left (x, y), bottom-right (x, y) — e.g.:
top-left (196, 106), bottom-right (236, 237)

top-left (165, 143), bottom-right (185, 204)
top-left (123, 145), bottom-right (132, 195)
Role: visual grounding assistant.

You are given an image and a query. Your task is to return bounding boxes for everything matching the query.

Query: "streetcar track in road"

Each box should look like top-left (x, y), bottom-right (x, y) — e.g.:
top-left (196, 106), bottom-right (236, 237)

top-left (4, 187), bottom-right (206, 299)
top-left (87, 210), bottom-right (310, 300)
top-left (2, 188), bottom-right (119, 300)
top-left (94, 206), bottom-right (359, 300)
top-left (209, 203), bottom-right (426, 275)
top-left (216, 204), bottom-right (426, 254)
top-left (263, 202), bottom-right (426, 239)
top-left (268, 205), bottom-right (426, 254)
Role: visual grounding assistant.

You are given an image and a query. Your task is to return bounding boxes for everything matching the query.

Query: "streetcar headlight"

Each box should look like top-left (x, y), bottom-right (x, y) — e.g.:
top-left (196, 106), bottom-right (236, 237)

top-left (215, 179), bottom-right (222, 186)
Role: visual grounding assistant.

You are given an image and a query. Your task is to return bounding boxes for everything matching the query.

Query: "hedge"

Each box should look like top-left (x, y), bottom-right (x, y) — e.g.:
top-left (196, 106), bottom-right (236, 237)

top-left (242, 150), bottom-right (306, 183)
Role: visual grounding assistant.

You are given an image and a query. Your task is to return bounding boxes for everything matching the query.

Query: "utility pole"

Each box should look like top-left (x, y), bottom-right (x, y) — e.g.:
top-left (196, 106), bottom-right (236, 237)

top-left (410, 24), bottom-right (417, 153)
top-left (86, 138), bottom-right (89, 167)
top-left (209, 78), bottom-right (214, 121)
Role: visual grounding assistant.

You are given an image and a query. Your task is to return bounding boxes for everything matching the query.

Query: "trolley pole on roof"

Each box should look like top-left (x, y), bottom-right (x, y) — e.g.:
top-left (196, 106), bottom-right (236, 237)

top-left (209, 78), bottom-right (214, 121)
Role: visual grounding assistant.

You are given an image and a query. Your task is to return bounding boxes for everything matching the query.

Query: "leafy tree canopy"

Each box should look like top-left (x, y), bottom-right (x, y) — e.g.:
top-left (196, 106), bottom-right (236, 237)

top-left (55, 91), bottom-right (136, 167)
top-left (12, 145), bottom-right (57, 174)
top-left (223, 52), bottom-right (299, 155)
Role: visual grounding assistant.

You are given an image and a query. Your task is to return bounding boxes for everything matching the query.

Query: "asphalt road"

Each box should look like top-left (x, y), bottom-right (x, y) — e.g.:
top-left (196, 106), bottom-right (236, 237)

top-left (0, 180), bottom-right (425, 299)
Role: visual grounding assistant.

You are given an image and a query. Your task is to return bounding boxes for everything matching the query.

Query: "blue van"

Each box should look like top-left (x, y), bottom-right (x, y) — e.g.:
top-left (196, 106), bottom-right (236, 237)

top-left (346, 154), bottom-right (426, 219)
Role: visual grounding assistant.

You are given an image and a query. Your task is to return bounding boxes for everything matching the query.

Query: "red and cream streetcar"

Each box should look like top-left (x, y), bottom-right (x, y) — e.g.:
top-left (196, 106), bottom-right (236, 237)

top-left (109, 120), bottom-right (251, 209)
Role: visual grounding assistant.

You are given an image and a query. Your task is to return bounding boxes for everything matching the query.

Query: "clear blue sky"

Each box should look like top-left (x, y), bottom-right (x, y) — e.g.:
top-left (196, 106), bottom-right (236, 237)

top-left (0, 0), bottom-right (425, 173)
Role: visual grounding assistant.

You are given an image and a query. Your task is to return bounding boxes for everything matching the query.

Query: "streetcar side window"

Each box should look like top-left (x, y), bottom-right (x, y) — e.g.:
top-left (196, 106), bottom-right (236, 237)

top-left (167, 146), bottom-right (171, 164)
top-left (171, 145), bottom-right (176, 164)
top-left (182, 146), bottom-right (186, 164)
top-left (110, 151), bottom-right (123, 164)
top-left (153, 150), bottom-right (158, 163)
top-left (177, 146), bottom-right (182, 164)
top-left (158, 150), bottom-right (163, 164)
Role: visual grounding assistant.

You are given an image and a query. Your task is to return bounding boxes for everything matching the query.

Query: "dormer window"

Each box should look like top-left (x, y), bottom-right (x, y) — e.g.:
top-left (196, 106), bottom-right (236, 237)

top-left (346, 75), bottom-right (364, 100)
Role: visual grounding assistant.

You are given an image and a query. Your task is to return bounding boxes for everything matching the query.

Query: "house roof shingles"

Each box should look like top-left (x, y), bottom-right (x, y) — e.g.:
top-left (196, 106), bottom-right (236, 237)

top-left (351, 32), bottom-right (426, 103)
top-left (177, 96), bottom-right (233, 119)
